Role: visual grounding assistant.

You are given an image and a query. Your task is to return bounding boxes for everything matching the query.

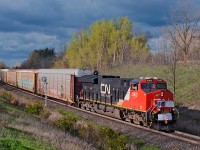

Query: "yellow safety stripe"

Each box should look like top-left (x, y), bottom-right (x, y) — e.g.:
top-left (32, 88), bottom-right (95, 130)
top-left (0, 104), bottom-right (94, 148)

top-left (81, 97), bottom-right (146, 112)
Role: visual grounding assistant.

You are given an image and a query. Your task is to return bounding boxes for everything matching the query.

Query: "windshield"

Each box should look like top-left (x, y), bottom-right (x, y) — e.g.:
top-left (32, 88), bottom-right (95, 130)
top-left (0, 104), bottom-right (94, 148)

top-left (156, 83), bottom-right (167, 89)
top-left (141, 83), bottom-right (155, 90)
top-left (141, 83), bottom-right (167, 93)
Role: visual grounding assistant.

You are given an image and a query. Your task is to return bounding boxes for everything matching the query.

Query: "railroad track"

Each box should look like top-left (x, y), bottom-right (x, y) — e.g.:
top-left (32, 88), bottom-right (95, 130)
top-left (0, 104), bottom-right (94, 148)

top-left (1, 82), bottom-right (200, 148)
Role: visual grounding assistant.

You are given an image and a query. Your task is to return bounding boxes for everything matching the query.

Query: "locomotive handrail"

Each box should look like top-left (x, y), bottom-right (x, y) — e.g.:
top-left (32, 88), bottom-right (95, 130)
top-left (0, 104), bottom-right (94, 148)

top-left (147, 99), bottom-right (157, 112)
top-left (146, 99), bottom-right (157, 124)
top-left (173, 107), bottom-right (180, 120)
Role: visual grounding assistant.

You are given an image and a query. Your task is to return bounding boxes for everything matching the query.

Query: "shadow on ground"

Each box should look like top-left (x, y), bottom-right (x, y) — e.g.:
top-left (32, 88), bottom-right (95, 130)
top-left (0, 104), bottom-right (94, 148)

top-left (176, 106), bottom-right (200, 136)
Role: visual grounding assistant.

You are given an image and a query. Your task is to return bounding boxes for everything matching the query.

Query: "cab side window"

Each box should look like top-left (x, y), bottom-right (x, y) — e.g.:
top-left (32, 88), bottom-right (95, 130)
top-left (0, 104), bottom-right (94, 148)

top-left (131, 84), bottom-right (138, 91)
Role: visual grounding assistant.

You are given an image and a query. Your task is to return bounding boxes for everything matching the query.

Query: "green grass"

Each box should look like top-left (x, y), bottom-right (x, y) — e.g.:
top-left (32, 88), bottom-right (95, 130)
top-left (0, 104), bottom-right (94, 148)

top-left (130, 139), bottom-right (159, 150)
top-left (56, 108), bottom-right (80, 120)
top-left (0, 127), bottom-right (57, 150)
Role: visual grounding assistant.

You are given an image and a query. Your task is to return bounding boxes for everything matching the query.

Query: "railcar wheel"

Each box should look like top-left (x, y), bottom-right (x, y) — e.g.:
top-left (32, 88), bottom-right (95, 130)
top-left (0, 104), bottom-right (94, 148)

top-left (75, 96), bottom-right (81, 108)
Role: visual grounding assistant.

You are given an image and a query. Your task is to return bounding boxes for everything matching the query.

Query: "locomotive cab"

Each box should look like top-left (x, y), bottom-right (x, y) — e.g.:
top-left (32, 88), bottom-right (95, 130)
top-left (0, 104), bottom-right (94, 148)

top-left (133, 78), bottom-right (178, 130)
top-left (120, 77), bottom-right (178, 130)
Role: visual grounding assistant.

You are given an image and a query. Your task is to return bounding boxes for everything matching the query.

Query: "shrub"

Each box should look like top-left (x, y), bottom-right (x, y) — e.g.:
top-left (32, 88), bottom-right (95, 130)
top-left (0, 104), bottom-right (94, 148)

top-left (54, 109), bottom-right (82, 135)
top-left (53, 116), bottom-right (77, 132)
top-left (98, 127), bottom-right (127, 150)
top-left (2, 91), bottom-right (12, 101)
top-left (40, 110), bottom-right (51, 119)
top-left (26, 101), bottom-right (44, 115)
top-left (75, 120), bottom-right (98, 143)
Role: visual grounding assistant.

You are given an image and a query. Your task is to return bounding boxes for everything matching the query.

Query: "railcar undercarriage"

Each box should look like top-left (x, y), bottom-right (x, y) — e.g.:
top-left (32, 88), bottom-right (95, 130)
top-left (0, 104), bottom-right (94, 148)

top-left (76, 96), bottom-right (177, 131)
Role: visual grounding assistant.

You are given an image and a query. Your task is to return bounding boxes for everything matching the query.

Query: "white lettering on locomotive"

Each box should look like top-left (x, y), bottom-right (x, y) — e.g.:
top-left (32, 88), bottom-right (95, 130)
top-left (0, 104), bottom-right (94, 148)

top-left (101, 83), bottom-right (110, 95)
top-left (132, 92), bottom-right (138, 97)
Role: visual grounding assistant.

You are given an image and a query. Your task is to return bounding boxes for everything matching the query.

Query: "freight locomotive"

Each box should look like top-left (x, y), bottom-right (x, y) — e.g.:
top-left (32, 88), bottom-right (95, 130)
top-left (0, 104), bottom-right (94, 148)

top-left (0, 69), bottom-right (179, 131)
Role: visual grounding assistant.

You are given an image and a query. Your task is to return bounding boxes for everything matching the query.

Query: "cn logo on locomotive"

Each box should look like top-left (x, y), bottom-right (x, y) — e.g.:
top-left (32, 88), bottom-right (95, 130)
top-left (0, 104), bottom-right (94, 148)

top-left (101, 83), bottom-right (110, 95)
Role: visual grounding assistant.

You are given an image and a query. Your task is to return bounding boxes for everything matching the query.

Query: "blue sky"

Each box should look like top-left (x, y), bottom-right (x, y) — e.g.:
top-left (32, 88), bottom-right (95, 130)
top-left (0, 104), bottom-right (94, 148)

top-left (0, 0), bottom-right (179, 67)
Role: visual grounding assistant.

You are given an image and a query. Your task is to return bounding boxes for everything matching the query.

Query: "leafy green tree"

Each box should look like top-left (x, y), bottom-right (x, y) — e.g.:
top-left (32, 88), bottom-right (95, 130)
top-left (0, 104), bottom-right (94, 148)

top-left (52, 50), bottom-right (68, 68)
top-left (65, 17), bottom-right (150, 71)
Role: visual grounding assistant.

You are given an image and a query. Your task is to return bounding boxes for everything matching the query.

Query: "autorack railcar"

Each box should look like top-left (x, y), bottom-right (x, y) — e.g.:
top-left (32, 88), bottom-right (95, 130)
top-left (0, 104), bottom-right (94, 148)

top-left (36, 69), bottom-right (93, 103)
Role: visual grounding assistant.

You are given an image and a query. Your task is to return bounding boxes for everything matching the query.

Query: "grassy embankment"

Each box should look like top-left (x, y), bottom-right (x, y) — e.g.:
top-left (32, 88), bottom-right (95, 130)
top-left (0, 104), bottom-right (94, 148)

top-left (0, 88), bottom-right (159, 150)
top-left (0, 100), bottom-right (57, 150)
top-left (108, 64), bottom-right (200, 135)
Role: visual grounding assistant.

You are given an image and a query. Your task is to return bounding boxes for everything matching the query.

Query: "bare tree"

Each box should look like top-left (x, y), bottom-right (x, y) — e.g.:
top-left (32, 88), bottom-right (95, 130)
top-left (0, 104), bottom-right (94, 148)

top-left (152, 34), bottom-right (179, 96)
top-left (167, 0), bottom-right (200, 64)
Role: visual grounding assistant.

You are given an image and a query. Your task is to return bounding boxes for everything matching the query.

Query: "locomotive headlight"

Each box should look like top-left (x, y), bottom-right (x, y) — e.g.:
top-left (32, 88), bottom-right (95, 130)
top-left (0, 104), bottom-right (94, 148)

top-left (161, 92), bottom-right (164, 97)
top-left (158, 108), bottom-right (161, 112)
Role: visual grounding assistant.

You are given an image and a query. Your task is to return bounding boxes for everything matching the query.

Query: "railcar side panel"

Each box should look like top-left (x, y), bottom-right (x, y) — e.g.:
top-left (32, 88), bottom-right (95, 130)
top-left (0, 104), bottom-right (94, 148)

top-left (7, 70), bottom-right (17, 86)
top-left (37, 72), bottom-right (75, 103)
top-left (36, 69), bottom-right (93, 103)
top-left (17, 70), bottom-right (36, 92)
top-left (0, 69), bottom-right (8, 83)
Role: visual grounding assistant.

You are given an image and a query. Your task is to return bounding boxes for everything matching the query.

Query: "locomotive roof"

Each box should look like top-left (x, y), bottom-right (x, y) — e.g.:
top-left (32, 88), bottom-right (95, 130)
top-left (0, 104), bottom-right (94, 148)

top-left (78, 75), bottom-right (120, 83)
top-left (130, 78), bottom-right (143, 84)
top-left (78, 75), bottom-right (98, 83)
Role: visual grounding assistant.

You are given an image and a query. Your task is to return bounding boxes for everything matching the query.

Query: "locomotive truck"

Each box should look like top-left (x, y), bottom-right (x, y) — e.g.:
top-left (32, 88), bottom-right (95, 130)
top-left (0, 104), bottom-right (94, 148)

top-left (0, 69), bottom-right (178, 131)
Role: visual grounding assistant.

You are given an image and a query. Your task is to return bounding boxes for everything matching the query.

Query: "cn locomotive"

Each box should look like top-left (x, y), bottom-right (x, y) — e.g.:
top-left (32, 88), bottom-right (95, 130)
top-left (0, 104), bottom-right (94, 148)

top-left (0, 69), bottom-right (178, 131)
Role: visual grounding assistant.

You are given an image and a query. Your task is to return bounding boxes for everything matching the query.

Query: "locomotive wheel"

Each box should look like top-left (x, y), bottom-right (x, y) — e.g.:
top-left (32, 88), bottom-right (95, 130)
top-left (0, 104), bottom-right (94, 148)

top-left (120, 110), bottom-right (126, 121)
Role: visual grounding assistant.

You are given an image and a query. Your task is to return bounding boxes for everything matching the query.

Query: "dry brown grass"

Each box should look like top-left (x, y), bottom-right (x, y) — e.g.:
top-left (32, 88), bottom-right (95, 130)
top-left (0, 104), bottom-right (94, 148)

top-left (0, 117), bottom-right (5, 128)
top-left (0, 104), bottom-right (95, 150)
top-left (47, 110), bottom-right (63, 123)
top-left (9, 115), bottom-right (95, 150)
